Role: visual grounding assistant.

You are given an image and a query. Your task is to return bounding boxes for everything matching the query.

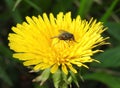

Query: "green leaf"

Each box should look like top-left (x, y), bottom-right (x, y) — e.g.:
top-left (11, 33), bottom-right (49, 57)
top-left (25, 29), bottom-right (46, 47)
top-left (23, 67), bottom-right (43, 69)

top-left (0, 66), bottom-right (13, 86)
top-left (83, 72), bottom-right (120, 88)
top-left (106, 22), bottom-right (120, 42)
top-left (91, 46), bottom-right (120, 67)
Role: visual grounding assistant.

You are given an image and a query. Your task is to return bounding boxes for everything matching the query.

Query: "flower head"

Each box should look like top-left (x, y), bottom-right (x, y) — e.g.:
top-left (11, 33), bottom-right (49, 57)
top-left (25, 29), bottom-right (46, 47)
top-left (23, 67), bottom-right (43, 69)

top-left (8, 12), bottom-right (108, 75)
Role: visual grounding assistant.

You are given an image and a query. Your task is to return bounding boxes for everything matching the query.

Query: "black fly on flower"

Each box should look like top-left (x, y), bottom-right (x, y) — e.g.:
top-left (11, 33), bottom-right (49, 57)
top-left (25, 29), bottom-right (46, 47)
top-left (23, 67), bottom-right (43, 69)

top-left (51, 30), bottom-right (77, 42)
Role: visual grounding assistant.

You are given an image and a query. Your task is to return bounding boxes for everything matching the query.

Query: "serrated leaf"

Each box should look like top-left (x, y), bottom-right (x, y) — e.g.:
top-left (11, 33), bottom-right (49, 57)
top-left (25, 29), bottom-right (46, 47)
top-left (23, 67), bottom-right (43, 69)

top-left (106, 22), bottom-right (120, 41)
top-left (83, 72), bottom-right (120, 88)
top-left (91, 46), bottom-right (120, 67)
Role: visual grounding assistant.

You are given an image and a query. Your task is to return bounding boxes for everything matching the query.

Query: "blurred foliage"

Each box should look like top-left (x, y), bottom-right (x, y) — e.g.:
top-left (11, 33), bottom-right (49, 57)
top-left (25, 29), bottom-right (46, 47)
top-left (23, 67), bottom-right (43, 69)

top-left (0, 0), bottom-right (120, 88)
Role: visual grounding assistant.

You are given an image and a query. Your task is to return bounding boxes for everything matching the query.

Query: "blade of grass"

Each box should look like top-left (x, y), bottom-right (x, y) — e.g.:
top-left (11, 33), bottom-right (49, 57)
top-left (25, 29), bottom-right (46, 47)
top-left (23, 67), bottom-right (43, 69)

top-left (100, 0), bottom-right (119, 23)
top-left (12, 0), bottom-right (22, 11)
top-left (24, 0), bottom-right (42, 13)
top-left (5, 0), bottom-right (23, 23)
top-left (77, 0), bottom-right (93, 18)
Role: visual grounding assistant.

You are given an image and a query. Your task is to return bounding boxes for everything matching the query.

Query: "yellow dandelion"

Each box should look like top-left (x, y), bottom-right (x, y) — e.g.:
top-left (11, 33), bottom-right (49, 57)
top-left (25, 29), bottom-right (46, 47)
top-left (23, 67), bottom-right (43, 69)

top-left (8, 12), bottom-right (108, 75)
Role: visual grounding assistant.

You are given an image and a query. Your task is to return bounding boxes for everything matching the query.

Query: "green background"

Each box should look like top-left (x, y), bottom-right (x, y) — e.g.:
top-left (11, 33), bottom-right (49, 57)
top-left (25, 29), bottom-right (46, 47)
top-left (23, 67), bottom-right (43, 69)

top-left (0, 0), bottom-right (120, 88)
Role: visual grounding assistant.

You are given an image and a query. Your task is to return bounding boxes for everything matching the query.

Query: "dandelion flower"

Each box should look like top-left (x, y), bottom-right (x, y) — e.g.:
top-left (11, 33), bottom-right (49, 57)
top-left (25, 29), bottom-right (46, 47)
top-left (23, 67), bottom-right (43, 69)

top-left (8, 12), bottom-right (108, 75)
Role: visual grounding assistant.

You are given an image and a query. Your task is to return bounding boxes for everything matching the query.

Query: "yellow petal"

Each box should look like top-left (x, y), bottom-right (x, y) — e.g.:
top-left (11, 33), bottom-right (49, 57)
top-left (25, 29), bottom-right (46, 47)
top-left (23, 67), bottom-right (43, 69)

top-left (66, 63), bottom-right (77, 73)
top-left (50, 64), bottom-right (58, 73)
top-left (62, 64), bottom-right (68, 75)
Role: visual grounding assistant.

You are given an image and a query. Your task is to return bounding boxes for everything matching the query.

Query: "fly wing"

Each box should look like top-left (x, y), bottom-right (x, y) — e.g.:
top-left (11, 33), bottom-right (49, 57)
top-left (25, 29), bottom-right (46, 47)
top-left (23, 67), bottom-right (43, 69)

top-left (51, 36), bottom-right (58, 39)
top-left (58, 29), bottom-right (68, 33)
top-left (51, 30), bottom-right (66, 39)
